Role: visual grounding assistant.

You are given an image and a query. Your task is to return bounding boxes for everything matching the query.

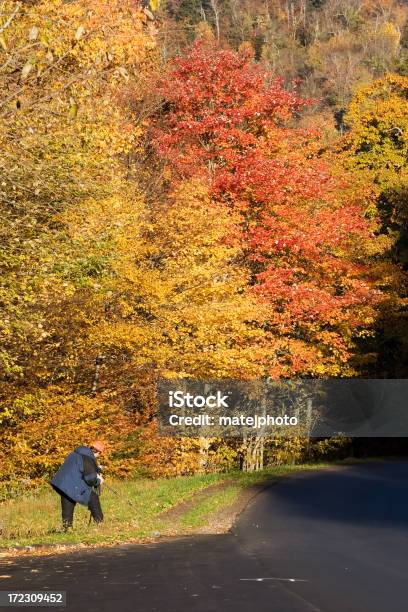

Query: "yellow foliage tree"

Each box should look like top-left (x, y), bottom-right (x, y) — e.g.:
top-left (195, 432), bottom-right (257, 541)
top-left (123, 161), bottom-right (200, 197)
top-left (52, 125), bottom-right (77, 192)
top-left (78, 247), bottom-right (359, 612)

top-left (0, 0), bottom-right (156, 384)
top-left (61, 178), bottom-right (269, 383)
top-left (344, 73), bottom-right (408, 376)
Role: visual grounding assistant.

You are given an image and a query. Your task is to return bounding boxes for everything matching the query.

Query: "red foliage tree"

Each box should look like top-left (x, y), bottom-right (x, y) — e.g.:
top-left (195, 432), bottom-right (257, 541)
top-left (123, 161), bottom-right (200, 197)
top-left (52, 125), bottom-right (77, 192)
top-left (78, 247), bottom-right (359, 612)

top-left (152, 41), bottom-right (383, 377)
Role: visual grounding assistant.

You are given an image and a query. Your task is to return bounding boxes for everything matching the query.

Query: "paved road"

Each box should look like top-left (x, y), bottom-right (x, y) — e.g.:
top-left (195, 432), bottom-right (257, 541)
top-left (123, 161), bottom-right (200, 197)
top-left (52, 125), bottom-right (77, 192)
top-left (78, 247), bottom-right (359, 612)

top-left (2, 462), bottom-right (408, 612)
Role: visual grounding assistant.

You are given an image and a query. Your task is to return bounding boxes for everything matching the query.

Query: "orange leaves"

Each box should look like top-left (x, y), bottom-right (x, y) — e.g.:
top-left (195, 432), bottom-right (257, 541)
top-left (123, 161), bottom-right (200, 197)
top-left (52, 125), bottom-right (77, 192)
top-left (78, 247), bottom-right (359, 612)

top-left (153, 41), bottom-right (384, 377)
top-left (0, 388), bottom-right (142, 493)
top-left (153, 40), bottom-right (310, 180)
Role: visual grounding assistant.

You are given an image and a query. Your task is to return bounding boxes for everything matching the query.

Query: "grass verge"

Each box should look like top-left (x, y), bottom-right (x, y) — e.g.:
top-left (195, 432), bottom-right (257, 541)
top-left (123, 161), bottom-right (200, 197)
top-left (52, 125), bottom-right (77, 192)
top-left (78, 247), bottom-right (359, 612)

top-left (0, 463), bottom-right (331, 549)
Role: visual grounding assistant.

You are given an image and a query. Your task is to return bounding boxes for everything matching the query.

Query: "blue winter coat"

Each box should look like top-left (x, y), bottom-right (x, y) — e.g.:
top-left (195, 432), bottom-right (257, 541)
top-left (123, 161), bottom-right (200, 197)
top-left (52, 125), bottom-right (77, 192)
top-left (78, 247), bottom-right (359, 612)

top-left (51, 446), bottom-right (99, 506)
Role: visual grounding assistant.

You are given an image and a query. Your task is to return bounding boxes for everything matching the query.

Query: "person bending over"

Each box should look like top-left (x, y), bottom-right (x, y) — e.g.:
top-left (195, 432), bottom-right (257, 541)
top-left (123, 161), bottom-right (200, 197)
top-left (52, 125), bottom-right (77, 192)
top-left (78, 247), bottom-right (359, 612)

top-left (50, 441), bottom-right (105, 530)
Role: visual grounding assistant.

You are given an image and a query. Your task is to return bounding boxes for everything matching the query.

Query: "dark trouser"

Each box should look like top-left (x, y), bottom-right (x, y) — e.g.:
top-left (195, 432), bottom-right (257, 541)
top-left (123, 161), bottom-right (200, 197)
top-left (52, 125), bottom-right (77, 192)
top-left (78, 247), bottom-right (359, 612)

top-left (59, 489), bottom-right (103, 528)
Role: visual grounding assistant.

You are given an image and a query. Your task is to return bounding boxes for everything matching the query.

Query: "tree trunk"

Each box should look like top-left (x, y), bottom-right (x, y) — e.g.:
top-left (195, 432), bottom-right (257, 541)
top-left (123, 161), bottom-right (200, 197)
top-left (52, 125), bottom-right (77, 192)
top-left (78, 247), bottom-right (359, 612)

top-left (198, 436), bottom-right (210, 472)
top-left (242, 433), bottom-right (265, 472)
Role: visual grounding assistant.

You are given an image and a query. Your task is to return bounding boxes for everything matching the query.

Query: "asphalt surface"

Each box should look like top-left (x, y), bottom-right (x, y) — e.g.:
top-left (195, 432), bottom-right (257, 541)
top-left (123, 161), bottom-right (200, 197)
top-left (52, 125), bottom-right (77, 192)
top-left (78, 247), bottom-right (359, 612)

top-left (2, 461), bottom-right (408, 612)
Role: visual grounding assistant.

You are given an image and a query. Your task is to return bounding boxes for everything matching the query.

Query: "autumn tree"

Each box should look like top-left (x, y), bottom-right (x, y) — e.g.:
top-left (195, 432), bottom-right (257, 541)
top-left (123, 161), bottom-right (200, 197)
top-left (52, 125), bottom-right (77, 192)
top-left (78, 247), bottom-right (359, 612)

top-left (152, 41), bottom-right (386, 378)
top-left (63, 178), bottom-right (267, 384)
top-left (0, 0), bottom-right (156, 390)
top-left (343, 74), bottom-right (408, 375)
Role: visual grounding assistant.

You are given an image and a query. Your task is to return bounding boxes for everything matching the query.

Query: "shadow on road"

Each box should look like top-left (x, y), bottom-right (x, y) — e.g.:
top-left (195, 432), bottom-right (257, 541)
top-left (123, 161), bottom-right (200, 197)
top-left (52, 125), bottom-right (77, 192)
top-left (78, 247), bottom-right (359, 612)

top-left (251, 461), bottom-right (408, 530)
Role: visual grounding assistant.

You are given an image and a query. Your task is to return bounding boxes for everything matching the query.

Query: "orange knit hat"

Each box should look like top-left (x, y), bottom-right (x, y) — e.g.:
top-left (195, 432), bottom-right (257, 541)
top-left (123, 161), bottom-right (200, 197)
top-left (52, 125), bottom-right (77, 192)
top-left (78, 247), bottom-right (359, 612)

top-left (90, 440), bottom-right (105, 454)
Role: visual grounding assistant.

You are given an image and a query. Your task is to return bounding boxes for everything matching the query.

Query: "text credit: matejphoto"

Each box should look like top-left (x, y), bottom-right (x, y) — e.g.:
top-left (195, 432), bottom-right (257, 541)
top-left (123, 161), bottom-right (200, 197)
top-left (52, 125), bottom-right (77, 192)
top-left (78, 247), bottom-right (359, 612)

top-left (168, 413), bottom-right (298, 429)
